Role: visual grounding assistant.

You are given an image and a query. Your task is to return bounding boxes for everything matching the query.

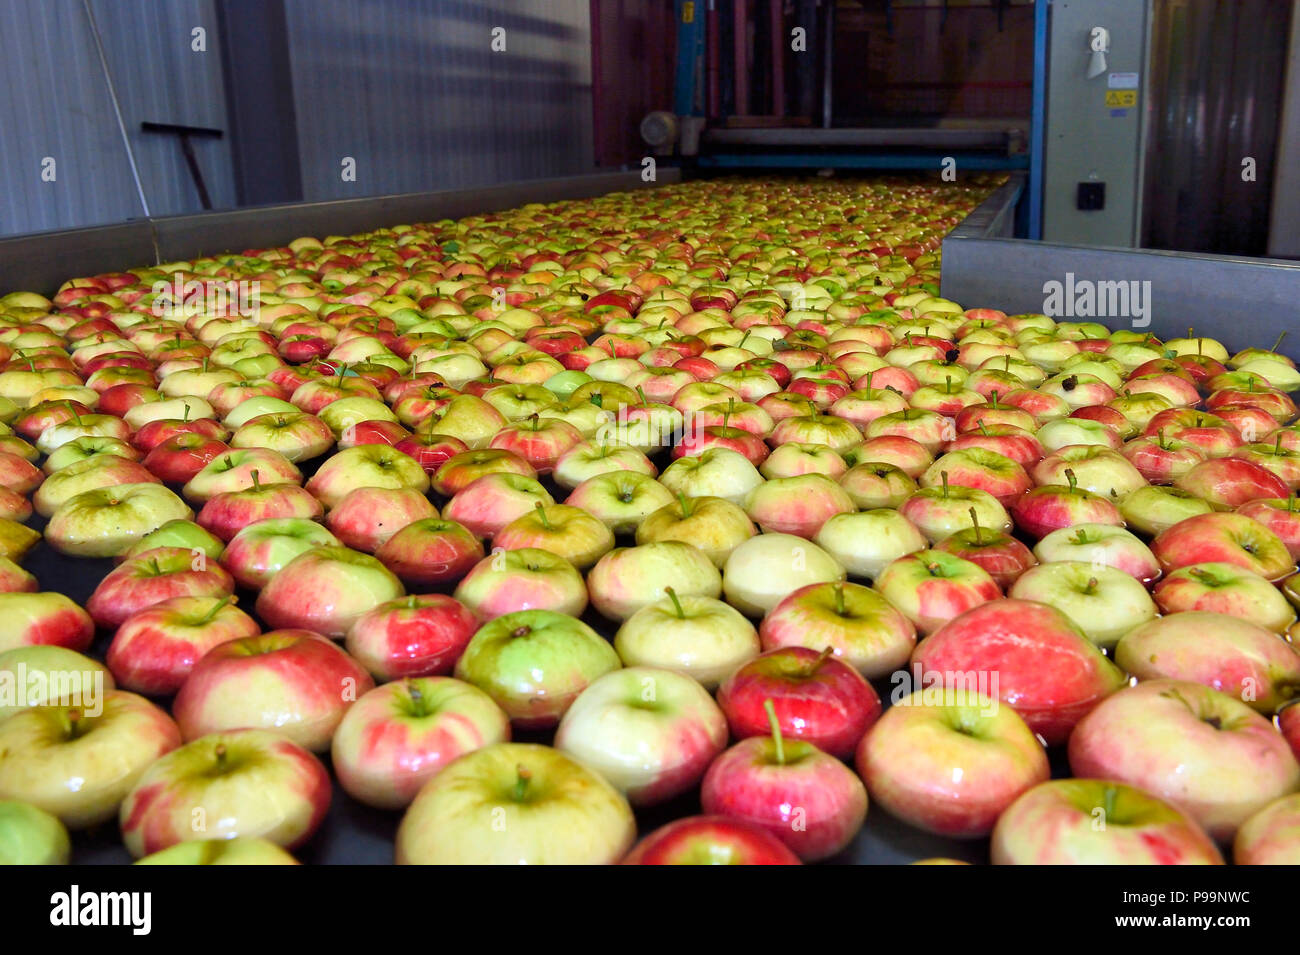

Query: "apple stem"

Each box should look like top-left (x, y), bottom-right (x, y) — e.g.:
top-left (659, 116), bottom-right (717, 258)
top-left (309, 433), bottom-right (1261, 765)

top-left (1085, 577), bottom-right (1099, 595)
top-left (969, 507), bottom-right (982, 544)
top-left (989, 390), bottom-right (1000, 409)
top-left (1273, 330), bottom-right (1288, 355)
top-left (764, 698), bottom-right (786, 766)
top-left (664, 586), bottom-right (686, 619)
top-left (196, 596), bottom-right (232, 625)
top-left (1276, 433), bottom-right (1283, 455)
top-left (940, 470), bottom-right (950, 499)
top-left (978, 420), bottom-right (989, 436)
top-left (677, 492), bottom-right (694, 518)
top-left (513, 765), bottom-right (532, 802)
top-left (64, 708), bottom-right (82, 739)
top-left (806, 645), bottom-right (835, 676)
top-left (214, 743), bottom-right (227, 771)
top-left (833, 582), bottom-right (846, 615)
top-left (533, 501), bottom-right (552, 530)
top-left (183, 404), bottom-right (192, 424)
top-left (1065, 468), bottom-right (1078, 493)
top-left (250, 469), bottom-right (261, 492)
top-left (1102, 785), bottom-right (1118, 823)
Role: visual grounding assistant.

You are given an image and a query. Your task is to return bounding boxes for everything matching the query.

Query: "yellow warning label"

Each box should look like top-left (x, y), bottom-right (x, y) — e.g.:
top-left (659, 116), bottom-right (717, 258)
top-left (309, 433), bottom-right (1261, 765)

top-left (1105, 90), bottom-right (1138, 108)
top-left (683, 1), bottom-right (695, 23)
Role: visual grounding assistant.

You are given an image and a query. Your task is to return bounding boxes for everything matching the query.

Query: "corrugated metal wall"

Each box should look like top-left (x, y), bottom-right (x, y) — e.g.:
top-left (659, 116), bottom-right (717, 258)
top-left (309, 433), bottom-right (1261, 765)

top-left (0, 0), bottom-right (594, 236)
top-left (0, 0), bottom-right (236, 237)
top-left (284, 0), bottom-right (595, 201)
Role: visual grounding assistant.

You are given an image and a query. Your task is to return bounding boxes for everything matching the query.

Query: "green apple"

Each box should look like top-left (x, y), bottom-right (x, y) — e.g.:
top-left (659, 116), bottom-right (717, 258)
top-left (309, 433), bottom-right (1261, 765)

top-left (121, 518), bottom-right (225, 563)
top-left (0, 800), bottom-right (71, 864)
top-left (45, 483), bottom-right (193, 558)
top-left (454, 609), bottom-right (621, 728)
top-left (395, 742), bottom-right (635, 864)
top-left (134, 837), bottom-right (298, 865)
top-left (1008, 561), bottom-right (1158, 649)
top-left (615, 591), bottom-right (760, 689)
top-left (0, 646), bottom-right (113, 721)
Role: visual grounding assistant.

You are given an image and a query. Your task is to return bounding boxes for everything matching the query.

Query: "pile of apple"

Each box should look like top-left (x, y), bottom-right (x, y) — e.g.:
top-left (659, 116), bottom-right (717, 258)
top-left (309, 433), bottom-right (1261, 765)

top-left (1, 174), bottom-right (1299, 866)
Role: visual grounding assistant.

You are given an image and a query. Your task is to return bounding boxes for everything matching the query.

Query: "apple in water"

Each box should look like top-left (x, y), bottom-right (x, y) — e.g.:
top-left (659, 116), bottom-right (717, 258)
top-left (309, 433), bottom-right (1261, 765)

top-left (912, 598), bottom-right (1127, 745)
top-left (837, 462), bottom-right (917, 510)
top-left (107, 595), bottom-right (260, 695)
top-left (587, 541), bottom-right (722, 621)
top-left (563, 471), bottom-right (675, 535)
top-left (1234, 793), bottom-right (1300, 864)
top-left (899, 478), bottom-right (1012, 544)
top-left (615, 590), bottom-right (760, 689)
top-left (0, 646), bottom-right (112, 721)
top-left (1008, 561), bottom-right (1157, 649)
top-left (134, 837), bottom-right (299, 865)
top-left (555, 666), bottom-right (727, 805)
top-left (395, 742), bottom-right (635, 864)
top-left (0, 592), bottom-right (95, 653)
top-left (46, 483), bottom-right (194, 558)
top-left (718, 647), bottom-right (881, 758)
top-left (220, 517), bottom-right (341, 590)
top-left (119, 728), bottom-right (331, 857)
top-left (454, 609), bottom-right (621, 729)
top-left (86, 546), bottom-right (235, 629)
top-left (492, 503), bottom-right (614, 571)
top-left (1152, 562), bottom-right (1296, 631)
top-left (931, 508), bottom-right (1038, 590)
top-left (701, 700), bottom-right (868, 861)
top-left (1032, 523), bottom-right (1161, 584)
top-left (721, 533), bottom-right (845, 617)
top-left (758, 581), bottom-right (916, 679)
top-left (174, 629), bottom-right (374, 752)
top-left (656, 446), bottom-right (764, 505)
top-left (1009, 472), bottom-right (1123, 541)
top-left (743, 473), bottom-right (855, 538)
top-left (196, 474), bottom-right (324, 542)
top-left (1151, 511), bottom-right (1295, 581)
top-left (442, 472), bottom-right (553, 538)
top-left (873, 549), bottom-right (1001, 636)
top-left (1281, 700), bottom-right (1300, 762)
top-left (636, 494), bottom-right (757, 567)
top-left (1174, 457), bottom-right (1291, 510)
top-left (325, 485), bottom-right (437, 552)
top-left (1114, 611), bottom-right (1300, 713)
top-left (452, 547), bottom-right (588, 620)
top-left (0, 691), bottom-right (181, 827)
top-left (374, 517), bottom-right (485, 589)
top-left (1119, 485), bottom-right (1215, 536)
top-left (813, 508), bottom-right (928, 580)
top-left (857, 687), bottom-right (1048, 838)
top-left (992, 779), bottom-right (1223, 865)
top-left (304, 444), bottom-right (429, 509)
top-left (345, 594), bottom-right (479, 680)
top-left (1237, 497), bottom-right (1300, 560)
top-left (0, 799), bottom-right (72, 864)
top-left (1068, 679), bottom-right (1300, 841)
top-left (621, 815), bottom-right (801, 865)
top-left (256, 545), bottom-right (405, 637)
top-left (331, 677), bottom-right (511, 809)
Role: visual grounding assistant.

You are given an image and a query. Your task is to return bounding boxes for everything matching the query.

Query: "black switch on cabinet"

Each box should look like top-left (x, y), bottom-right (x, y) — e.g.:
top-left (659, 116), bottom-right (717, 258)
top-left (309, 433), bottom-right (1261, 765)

top-left (1077, 181), bottom-right (1106, 210)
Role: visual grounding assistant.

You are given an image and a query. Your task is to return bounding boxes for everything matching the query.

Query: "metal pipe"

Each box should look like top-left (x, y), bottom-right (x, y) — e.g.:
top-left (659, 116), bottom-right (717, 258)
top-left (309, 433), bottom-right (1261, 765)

top-left (81, 0), bottom-right (151, 219)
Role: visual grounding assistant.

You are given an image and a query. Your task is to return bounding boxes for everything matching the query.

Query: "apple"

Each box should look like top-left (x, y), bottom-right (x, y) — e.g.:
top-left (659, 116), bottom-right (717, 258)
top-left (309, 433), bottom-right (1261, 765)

top-left (657, 446), bottom-right (764, 505)
top-left (324, 485), bottom-right (437, 553)
top-left (141, 432), bottom-right (231, 484)
top-left (121, 518), bottom-right (224, 563)
top-left (173, 629), bottom-right (373, 751)
top-left (1114, 611), bottom-right (1300, 712)
top-left (614, 589), bottom-right (760, 690)
top-left (345, 594), bottom-right (479, 680)
top-left (635, 494), bottom-right (756, 567)
top-left (587, 541), bottom-right (721, 621)
top-left (304, 444), bottom-right (428, 509)
top-left (813, 509), bottom-right (927, 581)
top-left (452, 547), bottom-right (588, 620)
top-left (1237, 497), bottom-right (1300, 559)
top-left (701, 701), bottom-right (868, 861)
top-left (119, 728), bottom-right (331, 857)
top-left (837, 462), bottom-right (917, 510)
top-left (106, 595), bottom-right (260, 695)
top-left (718, 646), bottom-right (880, 758)
top-left (431, 449), bottom-right (537, 497)
top-left (721, 533), bottom-right (845, 617)
top-left (0, 691), bottom-right (181, 827)
top-left (229, 411), bottom-right (335, 462)
top-left (1151, 512), bottom-right (1295, 580)
top-left (220, 517), bottom-right (341, 589)
top-left (1175, 457), bottom-right (1291, 510)
top-left (331, 676), bottom-right (511, 809)
top-left (1008, 561), bottom-right (1158, 649)
top-left (0, 593), bottom-right (94, 653)
top-left (873, 549), bottom-right (1001, 636)
top-left (0, 645), bottom-right (112, 722)
top-left (757, 580), bottom-right (916, 680)
top-left (0, 800), bottom-right (72, 864)
top-left (857, 686), bottom-right (1048, 838)
top-left (1234, 793), bottom-right (1300, 864)
top-left (1032, 523), bottom-right (1161, 584)
top-left (45, 482), bottom-right (193, 558)
top-left (563, 471), bottom-right (675, 535)
top-left (921, 447), bottom-right (1031, 506)
top-left (134, 837), bottom-right (299, 865)
top-left (181, 448), bottom-right (303, 505)
top-left (912, 598), bottom-right (1128, 744)
top-left (1122, 430), bottom-right (1207, 482)
top-left (492, 503), bottom-right (614, 571)
top-left (621, 815), bottom-right (801, 865)
top-left (1068, 679), bottom-right (1300, 841)
top-left (442, 472), bottom-right (554, 539)
top-left (555, 665), bottom-right (727, 805)
top-left (552, 441), bottom-right (656, 490)
top-left (256, 545), bottom-right (405, 637)
top-left (196, 474), bottom-right (324, 542)
top-left (1152, 563), bottom-right (1295, 631)
top-left (395, 742), bottom-right (635, 864)
top-left (992, 779), bottom-right (1223, 865)
top-left (453, 609), bottom-right (621, 728)
top-left (1119, 485), bottom-right (1215, 536)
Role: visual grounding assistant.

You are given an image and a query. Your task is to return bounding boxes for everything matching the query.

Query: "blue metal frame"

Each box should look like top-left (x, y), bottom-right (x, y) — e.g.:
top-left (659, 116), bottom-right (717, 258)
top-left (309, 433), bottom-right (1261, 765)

top-left (673, 0), bottom-right (706, 117)
top-left (1028, 0), bottom-right (1049, 239)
